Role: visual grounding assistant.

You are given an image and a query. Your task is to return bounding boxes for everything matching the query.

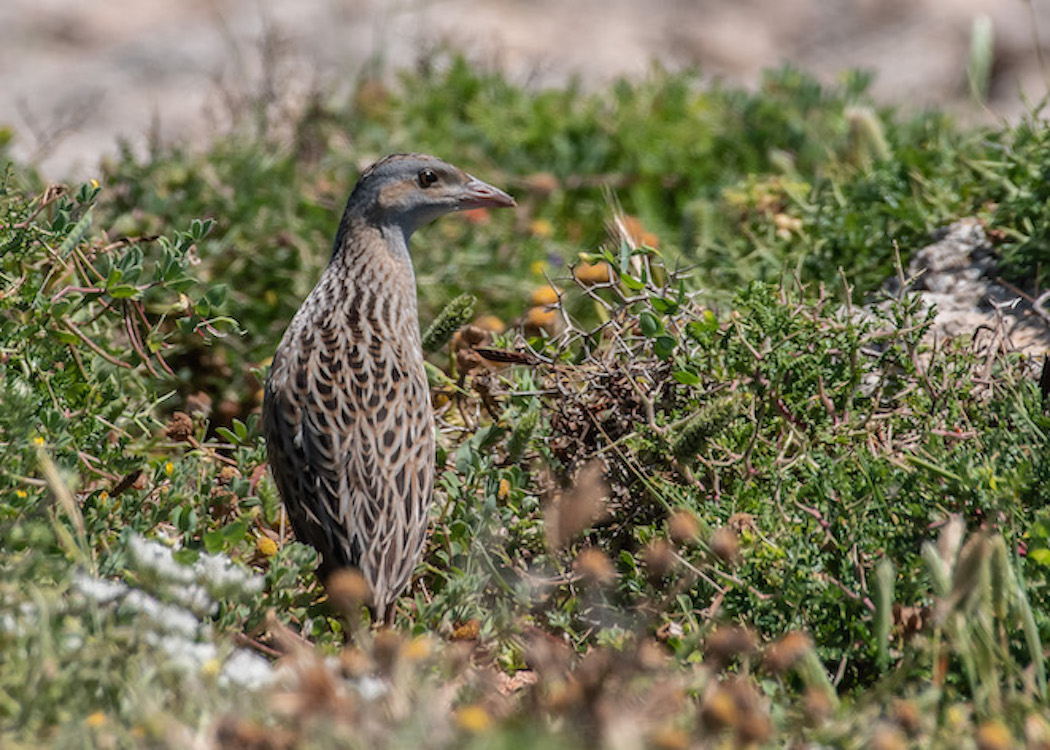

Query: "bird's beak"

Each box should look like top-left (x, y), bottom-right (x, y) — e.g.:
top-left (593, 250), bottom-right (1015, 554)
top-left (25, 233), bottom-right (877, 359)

top-left (458, 175), bottom-right (516, 210)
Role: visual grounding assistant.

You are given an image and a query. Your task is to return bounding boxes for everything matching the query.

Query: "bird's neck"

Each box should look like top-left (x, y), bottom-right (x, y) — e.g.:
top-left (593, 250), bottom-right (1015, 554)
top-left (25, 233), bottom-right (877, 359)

top-left (332, 218), bottom-right (414, 269)
top-left (323, 219), bottom-right (420, 332)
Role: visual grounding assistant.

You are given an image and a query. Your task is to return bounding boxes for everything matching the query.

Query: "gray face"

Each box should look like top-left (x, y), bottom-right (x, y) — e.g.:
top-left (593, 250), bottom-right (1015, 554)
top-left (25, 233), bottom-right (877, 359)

top-left (354, 154), bottom-right (515, 236)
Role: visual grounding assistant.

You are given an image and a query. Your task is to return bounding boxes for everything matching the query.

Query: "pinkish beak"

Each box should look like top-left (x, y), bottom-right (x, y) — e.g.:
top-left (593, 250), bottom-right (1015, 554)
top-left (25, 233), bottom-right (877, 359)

top-left (458, 175), bottom-right (516, 210)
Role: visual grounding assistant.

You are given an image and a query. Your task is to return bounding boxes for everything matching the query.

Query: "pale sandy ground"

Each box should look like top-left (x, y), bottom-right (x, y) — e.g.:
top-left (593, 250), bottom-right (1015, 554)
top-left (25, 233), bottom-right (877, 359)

top-left (2, 0), bottom-right (1050, 179)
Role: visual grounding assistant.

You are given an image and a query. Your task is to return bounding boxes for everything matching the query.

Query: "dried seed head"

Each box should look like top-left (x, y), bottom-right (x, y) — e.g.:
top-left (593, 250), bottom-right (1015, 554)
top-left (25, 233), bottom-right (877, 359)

top-left (975, 721), bottom-right (1013, 750)
top-left (1024, 713), bottom-right (1050, 750)
top-left (451, 619), bottom-right (481, 641)
top-left (456, 348), bottom-right (483, 374)
top-left (574, 548), bottom-right (617, 585)
top-left (708, 527), bottom-right (740, 565)
top-left (544, 460), bottom-right (608, 550)
top-left (699, 684), bottom-right (738, 731)
top-left (165, 411), bottom-right (194, 442)
top-left (636, 639), bottom-right (670, 670)
top-left (325, 569), bottom-right (373, 615)
top-left (457, 323), bottom-right (490, 348)
top-left (642, 538), bottom-right (675, 582)
top-left (727, 512), bottom-right (756, 533)
top-left (575, 648), bottom-right (614, 694)
top-left (763, 631), bottom-right (813, 674)
top-left (545, 679), bottom-right (583, 713)
top-left (891, 698), bottom-right (921, 734)
top-left (209, 487), bottom-right (239, 518)
top-left (372, 629), bottom-right (403, 674)
top-left (523, 628), bottom-right (572, 680)
top-left (736, 711), bottom-right (772, 744)
top-left (216, 465), bottom-right (241, 485)
top-left (648, 727), bottom-right (689, 750)
top-left (339, 646), bottom-right (373, 677)
top-left (184, 391), bottom-right (213, 417)
top-left (704, 625), bottom-right (756, 668)
top-left (726, 677), bottom-right (769, 743)
top-left (802, 686), bottom-right (834, 724)
top-left (668, 510), bottom-right (700, 545)
top-left (215, 717), bottom-right (296, 750)
top-left (870, 723), bottom-right (908, 750)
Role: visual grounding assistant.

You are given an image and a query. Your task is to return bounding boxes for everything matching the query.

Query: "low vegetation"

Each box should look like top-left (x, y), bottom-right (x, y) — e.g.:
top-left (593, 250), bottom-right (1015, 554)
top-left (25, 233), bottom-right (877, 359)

top-left (1, 55), bottom-right (1049, 748)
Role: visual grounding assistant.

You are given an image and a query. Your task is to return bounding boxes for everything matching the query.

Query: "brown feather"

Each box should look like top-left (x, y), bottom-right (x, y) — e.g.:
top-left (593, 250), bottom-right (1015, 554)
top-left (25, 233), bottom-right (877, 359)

top-left (263, 154), bottom-right (514, 623)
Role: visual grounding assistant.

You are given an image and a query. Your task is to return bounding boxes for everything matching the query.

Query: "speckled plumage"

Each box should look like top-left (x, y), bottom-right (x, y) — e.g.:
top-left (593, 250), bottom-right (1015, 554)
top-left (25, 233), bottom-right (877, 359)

top-left (263, 154), bottom-right (514, 623)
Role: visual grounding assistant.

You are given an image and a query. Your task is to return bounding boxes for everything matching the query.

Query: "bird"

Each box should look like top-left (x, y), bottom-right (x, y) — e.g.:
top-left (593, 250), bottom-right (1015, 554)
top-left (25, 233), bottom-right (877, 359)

top-left (263, 153), bottom-right (515, 624)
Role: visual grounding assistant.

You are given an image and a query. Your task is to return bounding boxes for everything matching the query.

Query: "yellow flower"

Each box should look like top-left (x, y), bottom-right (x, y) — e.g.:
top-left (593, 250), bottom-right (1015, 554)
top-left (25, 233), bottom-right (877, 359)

top-left (530, 285), bottom-right (560, 306)
top-left (98, 491), bottom-right (109, 501)
top-left (32, 436), bottom-right (45, 446)
top-left (975, 721), bottom-right (1012, 750)
top-left (164, 461), bottom-right (174, 476)
top-left (202, 658), bottom-right (222, 677)
top-left (85, 712), bottom-right (107, 728)
top-left (524, 306), bottom-right (557, 332)
top-left (473, 314), bottom-right (506, 334)
top-left (455, 704), bottom-right (491, 733)
top-left (89, 179), bottom-right (100, 189)
top-left (402, 635), bottom-right (432, 662)
top-left (529, 218), bottom-right (553, 239)
top-left (497, 478), bottom-right (511, 500)
top-left (14, 489), bottom-right (27, 499)
top-left (256, 536), bottom-right (278, 557)
top-left (573, 261), bottom-right (613, 286)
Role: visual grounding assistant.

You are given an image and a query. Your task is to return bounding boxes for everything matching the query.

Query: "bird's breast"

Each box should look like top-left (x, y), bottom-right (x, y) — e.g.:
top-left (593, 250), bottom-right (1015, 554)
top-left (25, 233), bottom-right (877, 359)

top-left (279, 273), bottom-right (429, 421)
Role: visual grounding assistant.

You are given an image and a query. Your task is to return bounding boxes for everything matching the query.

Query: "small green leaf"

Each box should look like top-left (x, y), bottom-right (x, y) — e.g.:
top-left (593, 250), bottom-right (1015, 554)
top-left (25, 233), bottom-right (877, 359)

top-left (173, 548), bottom-right (200, 566)
top-left (214, 427), bottom-right (239, 445)
top-left (51, 330), bottom-right (80, 345)
top-left (653, 335), bottom-right (677, 359)
top-left (204, 529), bottom-right (224, 553)
top-left (620, 273), bottom-right (646, 291)
top-left (204, 284), bottom-right (228, 308)
top-left (651, 297), bottom-right (679, 315)
top-left (108, 284), bottom-right (139, 299)
top-left (638, 310), bottom-right (663, 337)
top-left (672, 369), bottom-right (701, 385)
top-left (1029, 548), bottom-right (1050, 566)
top-left (222, 519), bottom-right (248, 544)
top-left (618, 239), bottom-right (631, 273)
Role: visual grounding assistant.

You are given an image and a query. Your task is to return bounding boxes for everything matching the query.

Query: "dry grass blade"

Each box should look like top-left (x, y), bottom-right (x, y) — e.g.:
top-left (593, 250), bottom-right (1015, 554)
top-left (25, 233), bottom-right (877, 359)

top-left (37, 448), bottom-right (91, 571)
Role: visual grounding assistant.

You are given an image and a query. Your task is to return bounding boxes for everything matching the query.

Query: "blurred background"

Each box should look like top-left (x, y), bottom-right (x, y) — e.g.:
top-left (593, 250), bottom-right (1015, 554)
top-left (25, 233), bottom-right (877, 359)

top-left (3, 0), bottom-right (1049, 178)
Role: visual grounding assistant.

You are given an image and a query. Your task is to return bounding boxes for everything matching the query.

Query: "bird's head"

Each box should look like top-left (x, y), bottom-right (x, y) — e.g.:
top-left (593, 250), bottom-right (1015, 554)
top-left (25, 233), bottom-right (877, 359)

top-left (347, 153), bottom-right (516, 238)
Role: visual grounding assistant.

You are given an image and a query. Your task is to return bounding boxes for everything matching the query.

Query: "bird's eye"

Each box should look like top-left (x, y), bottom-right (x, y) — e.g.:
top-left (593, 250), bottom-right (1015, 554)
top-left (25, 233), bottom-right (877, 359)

top-left (418, 168), bottom-right (438, 188)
